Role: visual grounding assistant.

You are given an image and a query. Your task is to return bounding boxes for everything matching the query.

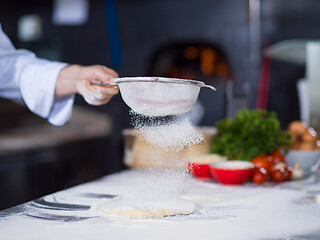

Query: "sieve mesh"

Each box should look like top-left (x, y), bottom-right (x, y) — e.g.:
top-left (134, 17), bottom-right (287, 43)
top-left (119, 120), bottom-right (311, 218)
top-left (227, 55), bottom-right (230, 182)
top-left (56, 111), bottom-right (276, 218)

top-left (115, 77), bottom-right (214, 116)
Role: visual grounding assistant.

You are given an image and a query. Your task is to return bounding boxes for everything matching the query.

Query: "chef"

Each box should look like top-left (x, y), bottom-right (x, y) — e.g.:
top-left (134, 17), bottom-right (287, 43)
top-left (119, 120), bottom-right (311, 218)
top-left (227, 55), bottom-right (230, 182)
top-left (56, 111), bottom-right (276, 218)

top-left (0, 23), bottom-right (119, 126)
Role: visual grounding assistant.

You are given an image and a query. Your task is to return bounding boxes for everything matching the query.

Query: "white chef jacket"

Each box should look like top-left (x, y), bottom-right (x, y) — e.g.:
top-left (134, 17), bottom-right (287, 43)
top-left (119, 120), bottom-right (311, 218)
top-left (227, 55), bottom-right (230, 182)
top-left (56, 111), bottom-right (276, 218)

top-left (0, 24), bottom-right (74, 126)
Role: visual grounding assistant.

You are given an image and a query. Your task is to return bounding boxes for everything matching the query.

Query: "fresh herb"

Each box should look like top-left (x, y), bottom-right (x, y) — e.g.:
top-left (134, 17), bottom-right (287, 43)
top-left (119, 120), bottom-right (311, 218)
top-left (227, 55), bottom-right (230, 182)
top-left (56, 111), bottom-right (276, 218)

top-left (211, 109), bottom-right (292, 161)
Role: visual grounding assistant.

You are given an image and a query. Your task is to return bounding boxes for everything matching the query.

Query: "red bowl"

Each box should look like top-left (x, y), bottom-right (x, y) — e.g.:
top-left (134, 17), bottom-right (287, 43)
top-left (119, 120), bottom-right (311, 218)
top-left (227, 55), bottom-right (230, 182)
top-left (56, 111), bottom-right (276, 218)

top-left (188, 162), bottom-right (211, 180)
top-left (209, 161), bottom-right (254, 185)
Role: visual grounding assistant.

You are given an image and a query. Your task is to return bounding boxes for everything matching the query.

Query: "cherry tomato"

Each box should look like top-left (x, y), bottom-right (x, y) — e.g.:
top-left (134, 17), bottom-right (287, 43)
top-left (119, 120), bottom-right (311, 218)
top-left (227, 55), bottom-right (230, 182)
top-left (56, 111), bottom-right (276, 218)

top-left (252, 168), bottom-right (268, 184)
top-left (271, 167), bottom-right (292, 182)
top-left (268, 150), bottom-right (286, 168)
top-left (251, 155), bottom-right (272, 173)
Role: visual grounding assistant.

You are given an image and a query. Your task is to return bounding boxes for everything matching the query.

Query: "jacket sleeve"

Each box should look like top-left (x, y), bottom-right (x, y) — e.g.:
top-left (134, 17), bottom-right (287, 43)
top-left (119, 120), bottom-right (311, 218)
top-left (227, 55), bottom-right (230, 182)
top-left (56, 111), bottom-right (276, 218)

top-left (0, 24), bottom-right (74, 126)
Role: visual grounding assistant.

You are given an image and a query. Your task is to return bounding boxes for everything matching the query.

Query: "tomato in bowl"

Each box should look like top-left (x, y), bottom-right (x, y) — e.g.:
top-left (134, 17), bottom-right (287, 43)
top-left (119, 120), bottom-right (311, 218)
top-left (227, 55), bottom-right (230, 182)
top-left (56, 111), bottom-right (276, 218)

top-left (209, 160), bottom-right (254, 185)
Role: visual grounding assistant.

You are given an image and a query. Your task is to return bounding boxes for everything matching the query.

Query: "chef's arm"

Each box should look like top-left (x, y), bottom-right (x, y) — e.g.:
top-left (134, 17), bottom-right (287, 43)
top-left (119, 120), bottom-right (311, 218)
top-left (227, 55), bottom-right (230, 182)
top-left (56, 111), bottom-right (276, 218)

top-left (0, 23), bottom-right (119, 126)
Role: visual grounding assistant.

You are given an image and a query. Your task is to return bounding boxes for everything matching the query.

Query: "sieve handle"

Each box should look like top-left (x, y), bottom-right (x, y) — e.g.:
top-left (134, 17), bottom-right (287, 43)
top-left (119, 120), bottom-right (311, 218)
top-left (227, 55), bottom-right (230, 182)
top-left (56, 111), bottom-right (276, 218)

top-left (202, 84), bottom-right (216, 91)
top-left (90, 82), bottom-right (118, 87)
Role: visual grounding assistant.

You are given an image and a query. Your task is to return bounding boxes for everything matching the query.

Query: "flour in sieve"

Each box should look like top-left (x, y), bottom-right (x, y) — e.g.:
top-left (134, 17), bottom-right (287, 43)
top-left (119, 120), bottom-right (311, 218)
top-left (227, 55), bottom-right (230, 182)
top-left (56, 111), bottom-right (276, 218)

top-left (119, 79), bottom-right (200, 116)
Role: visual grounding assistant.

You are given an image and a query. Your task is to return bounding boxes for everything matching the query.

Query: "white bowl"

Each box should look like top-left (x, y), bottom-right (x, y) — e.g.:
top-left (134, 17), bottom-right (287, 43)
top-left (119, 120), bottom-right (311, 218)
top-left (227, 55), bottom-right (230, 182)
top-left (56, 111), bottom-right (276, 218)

top-left (285, 150), bottom-right (320, 177)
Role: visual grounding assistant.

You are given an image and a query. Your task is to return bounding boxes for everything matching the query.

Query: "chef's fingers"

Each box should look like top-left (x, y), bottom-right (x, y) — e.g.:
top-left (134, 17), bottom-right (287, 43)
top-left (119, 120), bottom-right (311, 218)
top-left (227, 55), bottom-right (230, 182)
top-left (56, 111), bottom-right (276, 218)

top-left (83, 65), bottom-right (119, 95)
top-left (76, 65), bottom-right (119, 105)
top-left (77, 79), bottom-right (111, 106)
top-left (96, 85), bottom-right (119, 95)
top-left (85, 65), bottom-right (118, 84)
top-left (84, 79), bottom-right (119, 95)
top-left (103, 66), bottom-right (118, 79)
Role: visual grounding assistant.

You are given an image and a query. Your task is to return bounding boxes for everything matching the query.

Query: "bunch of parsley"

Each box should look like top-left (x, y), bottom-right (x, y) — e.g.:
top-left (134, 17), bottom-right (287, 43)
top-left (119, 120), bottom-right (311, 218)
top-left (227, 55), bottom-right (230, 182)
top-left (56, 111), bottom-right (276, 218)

top-left (211, 109), bottom-right (291, 161)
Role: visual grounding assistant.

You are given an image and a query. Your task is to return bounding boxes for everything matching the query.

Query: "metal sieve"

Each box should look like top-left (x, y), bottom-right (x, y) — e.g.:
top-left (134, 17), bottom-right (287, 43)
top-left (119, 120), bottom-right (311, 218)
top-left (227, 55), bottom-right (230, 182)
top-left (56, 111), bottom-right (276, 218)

top-left (93, 77), bottom-right (216, 116)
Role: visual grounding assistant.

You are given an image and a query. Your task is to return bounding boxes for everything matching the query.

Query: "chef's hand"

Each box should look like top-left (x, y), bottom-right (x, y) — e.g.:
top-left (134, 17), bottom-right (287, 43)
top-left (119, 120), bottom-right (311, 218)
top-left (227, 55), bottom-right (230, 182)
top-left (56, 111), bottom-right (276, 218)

top-left (55, 64), bottom-right (119, 105)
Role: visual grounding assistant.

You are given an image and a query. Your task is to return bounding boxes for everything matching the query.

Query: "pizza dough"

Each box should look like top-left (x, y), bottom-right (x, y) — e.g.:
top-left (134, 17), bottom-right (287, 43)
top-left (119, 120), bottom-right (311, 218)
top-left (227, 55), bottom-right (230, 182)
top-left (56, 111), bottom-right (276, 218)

top-left (91, 196), bottom-right (195, 218)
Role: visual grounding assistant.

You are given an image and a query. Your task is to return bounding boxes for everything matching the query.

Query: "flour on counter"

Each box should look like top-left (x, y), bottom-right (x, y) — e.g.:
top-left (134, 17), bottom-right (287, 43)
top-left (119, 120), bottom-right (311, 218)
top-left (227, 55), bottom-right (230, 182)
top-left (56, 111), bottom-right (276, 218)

top-left (316, 193), bottom-right (320, 205)
top-left (2, 170), bottom-right (320, 240)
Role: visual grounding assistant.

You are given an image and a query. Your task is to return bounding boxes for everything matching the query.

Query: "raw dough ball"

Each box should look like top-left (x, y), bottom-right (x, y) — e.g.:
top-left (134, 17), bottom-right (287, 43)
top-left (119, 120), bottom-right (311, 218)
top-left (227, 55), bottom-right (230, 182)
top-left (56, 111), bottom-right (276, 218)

top-left (92, 196), bottom-right (195, 218)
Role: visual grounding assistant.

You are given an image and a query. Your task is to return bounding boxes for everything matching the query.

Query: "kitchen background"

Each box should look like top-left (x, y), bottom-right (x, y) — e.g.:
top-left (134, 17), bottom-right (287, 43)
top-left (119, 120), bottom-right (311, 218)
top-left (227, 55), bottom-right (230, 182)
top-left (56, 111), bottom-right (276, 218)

top-left (0, 0), bottom-right (319, 210)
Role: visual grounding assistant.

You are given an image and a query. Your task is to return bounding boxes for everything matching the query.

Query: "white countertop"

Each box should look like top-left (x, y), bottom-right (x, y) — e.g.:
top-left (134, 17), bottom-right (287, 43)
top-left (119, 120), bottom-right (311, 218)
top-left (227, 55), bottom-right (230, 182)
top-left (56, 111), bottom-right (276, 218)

top-left (1, 169), bottom-right (320, 240)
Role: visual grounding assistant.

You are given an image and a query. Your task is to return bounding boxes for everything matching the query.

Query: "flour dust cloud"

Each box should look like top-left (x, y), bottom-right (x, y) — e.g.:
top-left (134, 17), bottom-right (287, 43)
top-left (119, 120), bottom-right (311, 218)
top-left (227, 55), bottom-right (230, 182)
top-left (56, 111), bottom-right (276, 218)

top-left (93, 110), bottom-right (204, 218)
top-left (124, 111), bottom-right (204, 216)
top-left (130, 111), bottom-right (204, 152)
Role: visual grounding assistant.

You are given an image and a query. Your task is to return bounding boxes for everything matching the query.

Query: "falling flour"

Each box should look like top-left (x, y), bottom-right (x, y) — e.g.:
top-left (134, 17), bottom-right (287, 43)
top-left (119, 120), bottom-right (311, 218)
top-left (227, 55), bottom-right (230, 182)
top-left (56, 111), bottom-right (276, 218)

top-left (92, 110), bottom-right (204, 218)
top-left (130, 111), bottom-right (204, 152)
